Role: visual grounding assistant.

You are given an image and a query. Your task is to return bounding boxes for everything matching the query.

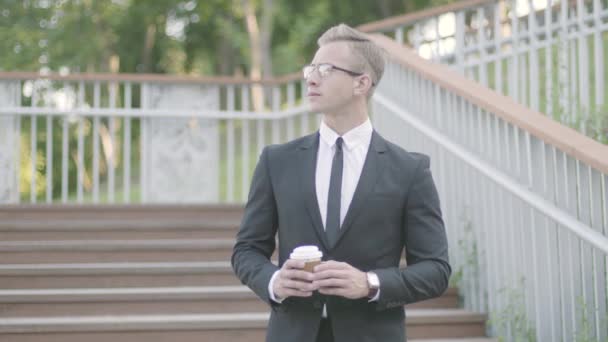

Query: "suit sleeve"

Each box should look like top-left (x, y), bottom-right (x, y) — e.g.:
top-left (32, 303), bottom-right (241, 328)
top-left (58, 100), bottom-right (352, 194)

top-left (231, 147), bottom-right (280, 305)
top-left (373, 155), bottom-right (451, 310)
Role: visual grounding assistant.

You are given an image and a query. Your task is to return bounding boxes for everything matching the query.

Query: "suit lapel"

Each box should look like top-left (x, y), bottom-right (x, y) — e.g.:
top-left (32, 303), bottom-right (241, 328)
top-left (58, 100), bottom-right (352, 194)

top-left (298, 132), bottom-right (330, 251)
top-left (334, 131), bottom-right (387, 248)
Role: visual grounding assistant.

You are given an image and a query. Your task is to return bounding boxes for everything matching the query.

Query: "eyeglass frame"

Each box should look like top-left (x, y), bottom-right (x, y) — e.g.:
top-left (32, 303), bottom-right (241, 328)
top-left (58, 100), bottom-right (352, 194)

top-left (303, 63), bottom-right (374, 86)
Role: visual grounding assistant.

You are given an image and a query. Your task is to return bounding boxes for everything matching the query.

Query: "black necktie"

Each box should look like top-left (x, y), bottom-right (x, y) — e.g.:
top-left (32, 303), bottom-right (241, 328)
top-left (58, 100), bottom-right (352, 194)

top-left (326, 137), bottom-right (343, 248)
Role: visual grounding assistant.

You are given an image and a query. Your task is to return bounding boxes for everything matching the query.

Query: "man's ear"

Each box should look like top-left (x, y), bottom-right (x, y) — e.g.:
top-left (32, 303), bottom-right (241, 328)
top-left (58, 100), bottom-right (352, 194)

top-left (353, 75), bottom-right (373, 96)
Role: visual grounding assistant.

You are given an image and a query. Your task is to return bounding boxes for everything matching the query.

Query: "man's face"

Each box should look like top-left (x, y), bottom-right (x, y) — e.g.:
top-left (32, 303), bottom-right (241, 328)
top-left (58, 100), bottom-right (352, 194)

top-left (305, 42), bottom-right (362, 114)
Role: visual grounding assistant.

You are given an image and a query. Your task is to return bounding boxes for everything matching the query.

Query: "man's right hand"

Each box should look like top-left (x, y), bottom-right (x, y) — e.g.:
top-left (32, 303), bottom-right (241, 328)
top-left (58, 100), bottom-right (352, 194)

top-left (273, 259), bottom-right (318, 300)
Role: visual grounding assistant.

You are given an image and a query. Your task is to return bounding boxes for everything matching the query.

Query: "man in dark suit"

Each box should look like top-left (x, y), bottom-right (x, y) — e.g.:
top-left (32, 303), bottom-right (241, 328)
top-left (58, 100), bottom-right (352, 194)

top-left (232, 23), bottom-right (451, 342)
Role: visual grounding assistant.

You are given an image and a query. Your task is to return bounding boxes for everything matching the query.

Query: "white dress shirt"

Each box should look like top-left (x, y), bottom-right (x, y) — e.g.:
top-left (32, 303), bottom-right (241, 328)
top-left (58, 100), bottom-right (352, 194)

top-left (315, 119), bottom-right (372, 229)
top-left (268, 119), bottom-right (379, 311)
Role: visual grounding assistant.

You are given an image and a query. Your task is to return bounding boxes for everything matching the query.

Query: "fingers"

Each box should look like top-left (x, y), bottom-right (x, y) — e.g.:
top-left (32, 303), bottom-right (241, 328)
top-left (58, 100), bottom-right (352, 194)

top-left (313, 261), bottom-right (349, 273)
top-left (276, 259), bottom-right (317, 298)
top-left (283, 259), bottom-right (306, 270)
top-left (279, 288), bottom-right (313, 297)
top-left (309, 261), bottom-right (368, 300)
top-left (312, 269), bottom-right (349, 281)
top-left (318, 287), bottom-right (345, 296)
top-left (283, 276), bottom-right (317, 290)
top-left (282, 268), bottom-right (315, 282)
top-left (281, 260), bottom-right (315, 281)
top-left (276, 274), bottom-right (316, 298)
top-left (317, 285), bottom-right (353, 298)
top-left (313, 277), bottom-right (348, 289)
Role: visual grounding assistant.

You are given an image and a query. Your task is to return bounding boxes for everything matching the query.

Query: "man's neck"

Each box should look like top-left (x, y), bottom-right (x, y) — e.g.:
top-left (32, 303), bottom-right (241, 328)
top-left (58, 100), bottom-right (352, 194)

top-left (322, 106), bottom-right (369, 136)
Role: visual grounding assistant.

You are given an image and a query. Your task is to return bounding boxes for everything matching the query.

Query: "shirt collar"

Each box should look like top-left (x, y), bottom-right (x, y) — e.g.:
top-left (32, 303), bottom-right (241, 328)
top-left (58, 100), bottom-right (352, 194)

top-left (319, 118), bottom-right (373, 151)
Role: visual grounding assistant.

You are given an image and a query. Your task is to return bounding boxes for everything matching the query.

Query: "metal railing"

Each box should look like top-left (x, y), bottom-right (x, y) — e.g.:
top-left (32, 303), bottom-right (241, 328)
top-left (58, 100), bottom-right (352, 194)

top-left (0, 72), bottom-right (318, 204)
top-left (370, 33), bottom-right (608, 342)
top-left (360, 0), bottom-right (608, 142)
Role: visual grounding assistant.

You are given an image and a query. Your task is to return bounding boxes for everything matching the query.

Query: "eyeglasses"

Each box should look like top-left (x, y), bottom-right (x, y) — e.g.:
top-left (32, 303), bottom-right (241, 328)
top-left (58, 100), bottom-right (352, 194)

top-left (302, 63), bottom-right (363, 80)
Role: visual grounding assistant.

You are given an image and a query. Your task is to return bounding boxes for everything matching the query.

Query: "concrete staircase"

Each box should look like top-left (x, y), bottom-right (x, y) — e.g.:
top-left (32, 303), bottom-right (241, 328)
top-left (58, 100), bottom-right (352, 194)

top-left (0, 205), bottom-right (493, 342)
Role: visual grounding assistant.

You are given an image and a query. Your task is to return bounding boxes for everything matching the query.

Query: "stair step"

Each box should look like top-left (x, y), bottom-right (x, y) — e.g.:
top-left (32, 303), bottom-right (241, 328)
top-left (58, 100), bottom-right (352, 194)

top-left (0, 220), bottom-right (240, 241)
top-left (0, 286), bottom-right (459, 316)
top-left (0, 205), bottom-right (243, 241)
top-left (0, 239), bottom-right (237, 262)
top-left (407, 287), bottom-right (458, 309)
top-left (0, 286), bottom-right (254, 302)
top-left (0, 219), bottom-right (240, 232)
top-left (0, 309), bottom-right (487, 341)
top-left (409, 339), bottom-right (497, 342)
top-left (0, 286), bottom-right (264, 315)
top-left (0, 204), bottom-right (244, 221)
top-left (0, 261), bottom-right (233, 275)
top-left (0, 262), bottom-right (240, 288)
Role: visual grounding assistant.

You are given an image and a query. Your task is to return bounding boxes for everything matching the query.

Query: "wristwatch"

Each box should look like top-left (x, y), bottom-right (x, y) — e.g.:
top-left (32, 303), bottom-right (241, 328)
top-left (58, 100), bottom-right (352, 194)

top-left (366, 272), bottom-right (380, 299)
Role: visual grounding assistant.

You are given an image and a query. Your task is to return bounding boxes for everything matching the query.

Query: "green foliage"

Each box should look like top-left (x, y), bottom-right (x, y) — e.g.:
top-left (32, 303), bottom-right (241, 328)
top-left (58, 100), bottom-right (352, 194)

top-left (575, 295), bottom-right (594, 342)
top-left (488, 277), bottom-right (536, 342)
top-left (0, 0), bottom-right (49, 71)
top-left (584, 103), bottom-right (608, 144)
top-left (18, 129), bottom-right (47, 201)
top-left (573, 295), bottom-right (608, 342)
top-left (1, 0), bottom-right (454, 75)
top-left (541, 31), bottom-right (608, 144)
top-left (449, 209), bottom-right (478, 291)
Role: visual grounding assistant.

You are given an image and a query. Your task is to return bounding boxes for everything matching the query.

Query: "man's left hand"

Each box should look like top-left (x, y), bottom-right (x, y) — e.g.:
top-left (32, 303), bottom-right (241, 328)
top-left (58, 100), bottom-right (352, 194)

top-left (311, 261), bottom-right (369, 299)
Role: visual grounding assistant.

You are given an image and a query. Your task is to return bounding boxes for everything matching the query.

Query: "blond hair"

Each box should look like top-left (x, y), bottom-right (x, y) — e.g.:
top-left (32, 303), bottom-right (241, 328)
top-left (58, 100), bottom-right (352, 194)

top-left (317, 24), bottom-right (385, 96)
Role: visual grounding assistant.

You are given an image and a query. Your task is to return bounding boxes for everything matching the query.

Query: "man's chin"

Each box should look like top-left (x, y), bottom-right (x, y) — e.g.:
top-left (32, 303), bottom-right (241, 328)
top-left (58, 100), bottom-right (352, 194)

top-left (308, 103), bottom-right (322, 113)
top-left (308, 101), bottom-right (330, 113)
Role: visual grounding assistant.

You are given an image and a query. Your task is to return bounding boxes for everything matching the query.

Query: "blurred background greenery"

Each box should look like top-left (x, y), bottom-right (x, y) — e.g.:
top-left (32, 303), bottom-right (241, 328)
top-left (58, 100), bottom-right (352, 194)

top-left (2, 0), bottom-right (459, 203)
top-left (0, 0), bottom-right (454, 77)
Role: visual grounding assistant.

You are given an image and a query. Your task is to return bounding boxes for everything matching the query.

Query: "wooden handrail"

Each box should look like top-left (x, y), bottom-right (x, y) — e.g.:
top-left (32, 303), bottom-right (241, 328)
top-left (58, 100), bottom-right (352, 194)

top-left (368, 33), bottom-right (608, 174)
top-left (357, 0), bottom-right (495, 33)
top-left (0, 71), bottom-right (302, 86)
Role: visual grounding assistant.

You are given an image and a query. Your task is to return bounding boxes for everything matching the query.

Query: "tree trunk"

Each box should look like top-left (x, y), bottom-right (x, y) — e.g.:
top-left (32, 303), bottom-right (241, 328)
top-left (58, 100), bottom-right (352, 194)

top-left (261, 0), bottom-right (274, 78)
top-left (243, 0), bottom-right (265, 112)
top-left (218, 38), bottom-right (234, 76)
top-left (141, 23), bottom-right (156, 73)
top-left (378, 0), bottom-right (392, 17)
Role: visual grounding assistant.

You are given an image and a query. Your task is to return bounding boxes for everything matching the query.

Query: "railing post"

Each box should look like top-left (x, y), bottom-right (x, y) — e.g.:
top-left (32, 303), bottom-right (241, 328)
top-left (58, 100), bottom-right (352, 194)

top-left (558, 0), bottom-right (570, 125)
top-left (455, 11), bottom-right (466, 74)
top-left (0, 80), bottom-right (21, 204)
top-left (394, 27), bottom-right (404, 45)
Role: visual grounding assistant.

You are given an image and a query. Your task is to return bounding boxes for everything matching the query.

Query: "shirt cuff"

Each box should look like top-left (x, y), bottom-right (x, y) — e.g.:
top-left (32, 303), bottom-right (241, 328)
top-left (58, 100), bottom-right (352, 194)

top-left (268, 270), bottom-right (284, 303)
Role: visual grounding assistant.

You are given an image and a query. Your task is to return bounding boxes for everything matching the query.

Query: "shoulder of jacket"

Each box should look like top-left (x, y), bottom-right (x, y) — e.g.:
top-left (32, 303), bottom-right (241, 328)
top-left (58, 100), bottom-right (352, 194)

top-left (381, 138), bottom-right (430, 168)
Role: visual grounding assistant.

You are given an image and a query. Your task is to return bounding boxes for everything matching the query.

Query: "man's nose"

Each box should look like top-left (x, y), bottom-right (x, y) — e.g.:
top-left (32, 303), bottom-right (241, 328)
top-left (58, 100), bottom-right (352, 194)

top-left (306, 74), bottom-right (319, 87)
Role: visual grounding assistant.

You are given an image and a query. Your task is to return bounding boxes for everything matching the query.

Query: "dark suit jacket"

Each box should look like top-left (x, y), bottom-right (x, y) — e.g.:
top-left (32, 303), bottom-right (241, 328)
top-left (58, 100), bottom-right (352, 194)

top-left (231, 130), bottom-right (451, 342)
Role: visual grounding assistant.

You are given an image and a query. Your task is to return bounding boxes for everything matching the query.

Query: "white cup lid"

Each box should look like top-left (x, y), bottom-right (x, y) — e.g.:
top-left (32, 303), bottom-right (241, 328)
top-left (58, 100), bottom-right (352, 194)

top-left (290, 245), bottom-right (323, 260)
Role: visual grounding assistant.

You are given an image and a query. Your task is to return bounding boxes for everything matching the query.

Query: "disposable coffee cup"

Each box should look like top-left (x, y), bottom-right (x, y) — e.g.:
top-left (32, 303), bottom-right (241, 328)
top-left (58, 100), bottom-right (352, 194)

top-left (290, 246), bottom-right (323, 272)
